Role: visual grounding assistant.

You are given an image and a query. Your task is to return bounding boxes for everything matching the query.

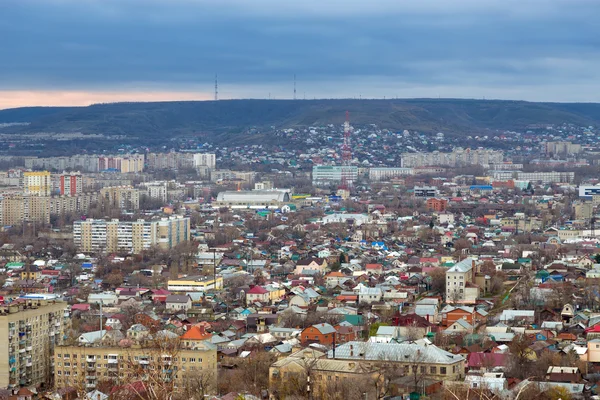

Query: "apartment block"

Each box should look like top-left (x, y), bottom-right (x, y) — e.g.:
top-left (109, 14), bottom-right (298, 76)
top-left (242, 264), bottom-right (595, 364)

top-left (193, 153), bottom-right (216, 169)
top-left (401, 148), bottom-right (503, 168)
top-left (99, 186), bottom-right (140, 210)
top-left (23, 171), bottom-right (51, 197)
top-left (0, 299), bottom-right (69, 389)
top-left (0, 195), bottom-right (50, 225)
top-left (59, 172), bottom-right (83, 196)
top-left (98, 155), bottom-right (145, 173)
top-left (73, 216), bottom-right (190, 254)
top-left (492, 171), bottom-right (575, 184)
top-left (368, 167), bottom-right (413, 181)
top-left (24, 155), bottom-right (100, 173)
top-left (544, 141), bottom-right (582, 155)
top-left (211, 170), bottom-right (256, 185)
top-left (312, 165), bottom-right (358, 187)
top-left (54, 343), bottom-right (216, 393)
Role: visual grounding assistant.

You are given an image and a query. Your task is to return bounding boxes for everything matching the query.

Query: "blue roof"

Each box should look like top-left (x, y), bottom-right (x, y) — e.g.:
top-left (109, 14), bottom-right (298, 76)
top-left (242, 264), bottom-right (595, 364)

top-left (470, 185), bottom-right (493, 190)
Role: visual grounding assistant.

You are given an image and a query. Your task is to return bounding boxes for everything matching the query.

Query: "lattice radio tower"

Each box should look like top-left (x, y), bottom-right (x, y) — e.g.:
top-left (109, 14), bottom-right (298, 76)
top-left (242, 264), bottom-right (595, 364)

top-left (340, 111), bottom-right (353, 190)
top-left (214, 74), bottom-right (218, 101)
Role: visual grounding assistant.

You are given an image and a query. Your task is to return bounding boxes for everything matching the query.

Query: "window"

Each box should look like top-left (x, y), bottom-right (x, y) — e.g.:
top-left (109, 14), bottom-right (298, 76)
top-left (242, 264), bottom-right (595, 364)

top-left (440, 367), bottom-right (447, 375)
top-left (420, 366), bottom-right (425, 374)
top-left (430, 366), bottom-right (436, 374)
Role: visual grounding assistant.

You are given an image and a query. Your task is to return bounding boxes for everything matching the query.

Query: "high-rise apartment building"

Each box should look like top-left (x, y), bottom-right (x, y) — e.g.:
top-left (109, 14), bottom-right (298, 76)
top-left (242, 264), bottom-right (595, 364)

top-left (98, 155), bottom-right (145, 173)
top-left (59, 172), bottom-right (83, 196)
top-left (0, 299), bottom-right (69, 389)
top-left (193, 153), bottom-right (216, 169)
top-left (0, 195), bottom-right (50, 225)
top-left (73, 216), bottom-right (190, 254)
top-left (23, 172), bottom-right (51, 197)
top-left (99, 186), bottom-right (140, 210)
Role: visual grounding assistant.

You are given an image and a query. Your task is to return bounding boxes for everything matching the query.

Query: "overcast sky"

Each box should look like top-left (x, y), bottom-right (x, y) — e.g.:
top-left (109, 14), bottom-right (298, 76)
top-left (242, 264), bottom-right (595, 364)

top-left (1, 0), bottom-right (600, 108)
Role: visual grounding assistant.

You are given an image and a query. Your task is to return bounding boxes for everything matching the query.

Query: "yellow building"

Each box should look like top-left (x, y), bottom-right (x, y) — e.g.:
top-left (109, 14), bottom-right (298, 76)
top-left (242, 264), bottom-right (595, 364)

top-left (54, 342), bottom-right (217, 394)
top-left (167, 275), bottom-right (224, 292)
top-left (99, 186), bottom-right (140, 210)
top-left (0, 195), bottom-right (50, 226)
top-left (270, 343), bottom-right (465, 399)
top-left (0, 299), bottom-right (69, 389)
top-left (23, 171), bottom-right (51, 197)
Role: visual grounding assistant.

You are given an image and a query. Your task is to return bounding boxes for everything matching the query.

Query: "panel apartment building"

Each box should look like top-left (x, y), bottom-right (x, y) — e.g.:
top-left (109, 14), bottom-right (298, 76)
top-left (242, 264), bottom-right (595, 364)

top-left (401, 148), bottom-right (504, 168)
top-left (0, 299), bottom-right (69, 389)
top-left (54, 341), bottom-right (216, 394)
top-left (23, 171), bottom-right (51, 197)
top-left (312, 165), bottom-right (358, 187)
top-left (73, 216), bottom-right (190, 254)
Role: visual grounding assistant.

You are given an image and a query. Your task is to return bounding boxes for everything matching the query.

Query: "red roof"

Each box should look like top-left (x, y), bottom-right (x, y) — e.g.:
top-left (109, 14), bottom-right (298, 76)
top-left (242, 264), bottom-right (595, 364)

top-left (467, 352), bottom-right (507, 368)
top-left (366, 264), bottom-right (382, 270)
top-left (247, 285), bottom-right (269, 294)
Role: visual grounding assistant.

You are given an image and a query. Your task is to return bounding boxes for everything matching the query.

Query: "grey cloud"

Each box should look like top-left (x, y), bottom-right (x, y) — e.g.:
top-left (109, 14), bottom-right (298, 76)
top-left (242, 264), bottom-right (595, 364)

top-left (1, 0), bottom-right (600, 101)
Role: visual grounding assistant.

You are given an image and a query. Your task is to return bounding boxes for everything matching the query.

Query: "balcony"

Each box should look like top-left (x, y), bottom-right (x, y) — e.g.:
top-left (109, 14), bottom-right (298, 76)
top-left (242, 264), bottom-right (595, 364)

top-left (86, 383), bottom-right (96, 389)
top-left (86, 365), bottom-right (95, 372)
top-left (18, 349), bottom-right (25, 354)
top-left (86, 375), bottom-right (97, 380)
top-left (26, 362), bottom-right (32, 367)
top-left (26, 346), bottom-right (32, 352)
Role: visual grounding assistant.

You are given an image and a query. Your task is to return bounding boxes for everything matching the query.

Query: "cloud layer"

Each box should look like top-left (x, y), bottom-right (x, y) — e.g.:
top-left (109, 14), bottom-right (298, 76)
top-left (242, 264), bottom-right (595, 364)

top-left (1, 0), bottom-right (600, 107)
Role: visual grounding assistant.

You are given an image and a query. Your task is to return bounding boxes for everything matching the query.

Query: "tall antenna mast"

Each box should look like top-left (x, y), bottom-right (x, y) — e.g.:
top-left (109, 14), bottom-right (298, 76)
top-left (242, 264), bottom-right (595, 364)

top-left (214, 74), bottom-right (218, 101)
top-left (340, 111), bottom-right (353, 191)
top-left (293, 74), bottom-right (297, 100)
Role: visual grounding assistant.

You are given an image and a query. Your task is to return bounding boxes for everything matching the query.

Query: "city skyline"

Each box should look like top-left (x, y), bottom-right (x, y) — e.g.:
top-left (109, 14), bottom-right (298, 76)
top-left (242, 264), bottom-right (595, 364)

top-left (2, 0), bottom-right (600, 108)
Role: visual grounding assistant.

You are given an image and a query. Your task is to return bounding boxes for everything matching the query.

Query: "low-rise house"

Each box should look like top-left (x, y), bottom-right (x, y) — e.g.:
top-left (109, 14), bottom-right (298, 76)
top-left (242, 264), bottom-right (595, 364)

top-left (358, 287), bottom-right (382, 304)
top-left (246, 285), bottom-right (270, 304)
top-left (300, 323), bottom-right (337, 345)
top-left (165, 294), bottom-right (192, 311)
top-left (499, 310), bottom-right (535, 325)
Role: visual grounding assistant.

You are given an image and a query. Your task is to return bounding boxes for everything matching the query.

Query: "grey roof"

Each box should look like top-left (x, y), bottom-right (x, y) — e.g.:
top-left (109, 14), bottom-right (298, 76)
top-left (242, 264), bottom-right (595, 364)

top-left (166, 294), bottom-right (190, 303)
top-left (216, 190), bottom-right (290, 203)
top-left (415, 305), bottom-right (437, 317)
top-left (499, 310), bottom-right (535, 321)
top-left (314, 323), bottom-right (336, 335)
top-left (447, 257), bottom-right (474, 273)
top-left (328, 341), bottom-right (464, 365)
top-left (376, 326), bottom-right (398, 337)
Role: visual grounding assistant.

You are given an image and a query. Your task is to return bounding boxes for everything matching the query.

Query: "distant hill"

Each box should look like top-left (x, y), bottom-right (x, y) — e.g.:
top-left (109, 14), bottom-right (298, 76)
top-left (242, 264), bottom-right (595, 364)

top-left (1, 99), bottom-right (600, 142)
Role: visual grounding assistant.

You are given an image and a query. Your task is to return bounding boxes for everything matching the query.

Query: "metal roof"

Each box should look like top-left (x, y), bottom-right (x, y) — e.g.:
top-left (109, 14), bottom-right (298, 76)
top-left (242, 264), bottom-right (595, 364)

top-left (327, 341), bottom-right (464, 365)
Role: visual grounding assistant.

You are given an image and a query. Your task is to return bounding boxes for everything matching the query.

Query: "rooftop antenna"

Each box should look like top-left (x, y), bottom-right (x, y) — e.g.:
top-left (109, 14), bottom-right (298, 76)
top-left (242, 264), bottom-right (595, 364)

top-left (294, 74), bottom-right (297, 100)
top-left (214, 74), bottom-right (218, 101)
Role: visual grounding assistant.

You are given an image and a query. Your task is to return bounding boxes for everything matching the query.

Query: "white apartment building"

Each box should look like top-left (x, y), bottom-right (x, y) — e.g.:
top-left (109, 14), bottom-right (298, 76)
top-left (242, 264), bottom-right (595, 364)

top-left (193, 153), bottom-right (216, 169)
top-left (492, 171), bottom-right (575, 184)
top-left (312, 165), bottom-right (358, 187)
top-left (401, 148), bottom-right (503, 168)
top-left (73, 216), bottom-right (190, 254)
top-left (368, 167), bottom-right (413, 181)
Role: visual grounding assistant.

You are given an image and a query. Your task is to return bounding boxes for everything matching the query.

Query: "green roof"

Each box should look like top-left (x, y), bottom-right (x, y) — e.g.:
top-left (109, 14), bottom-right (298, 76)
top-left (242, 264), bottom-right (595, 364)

top-left (343, 315), bottom-right (364, 326)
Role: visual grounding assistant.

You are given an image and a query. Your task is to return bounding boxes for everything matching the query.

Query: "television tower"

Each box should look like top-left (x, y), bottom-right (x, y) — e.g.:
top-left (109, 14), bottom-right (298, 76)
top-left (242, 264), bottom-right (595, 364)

top-left (293, 74), bottom-right (297, 100)
top-left (214, 74), bottom-right (218, 101)
top-left (340, 111), bottom-right (353, 190)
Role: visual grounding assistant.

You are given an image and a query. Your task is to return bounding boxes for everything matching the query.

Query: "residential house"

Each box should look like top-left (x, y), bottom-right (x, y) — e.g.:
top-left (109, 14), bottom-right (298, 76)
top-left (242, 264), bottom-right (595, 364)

top-left (246, 285), bottom-right (270, 305)
top-left (294, 258), bottom-right (328, 275)
top-left (165, 294), bottom-right (192, 311)
top-left (300, 323), bottom-right (338, 346)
